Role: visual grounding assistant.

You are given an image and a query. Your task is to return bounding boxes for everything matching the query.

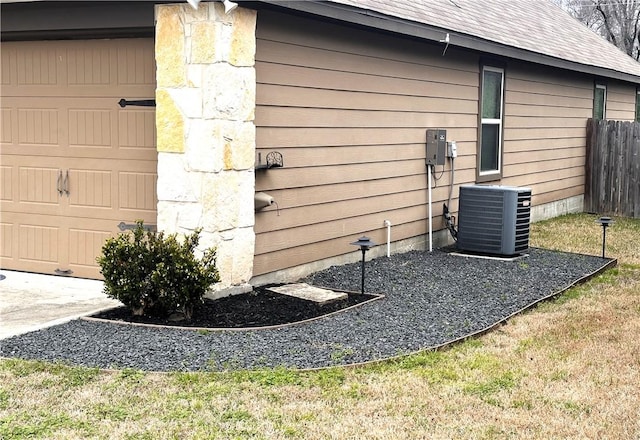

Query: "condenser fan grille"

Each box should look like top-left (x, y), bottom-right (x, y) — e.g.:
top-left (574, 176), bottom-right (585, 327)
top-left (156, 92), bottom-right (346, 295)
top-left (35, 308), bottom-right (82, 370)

top-left (457, 185), bottom-right (532, 256)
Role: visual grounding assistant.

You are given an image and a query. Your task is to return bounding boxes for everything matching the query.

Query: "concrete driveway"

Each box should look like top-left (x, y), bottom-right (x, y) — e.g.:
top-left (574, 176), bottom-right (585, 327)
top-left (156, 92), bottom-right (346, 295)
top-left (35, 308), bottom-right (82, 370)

top-left (0, 270), bottom-right (121, 340)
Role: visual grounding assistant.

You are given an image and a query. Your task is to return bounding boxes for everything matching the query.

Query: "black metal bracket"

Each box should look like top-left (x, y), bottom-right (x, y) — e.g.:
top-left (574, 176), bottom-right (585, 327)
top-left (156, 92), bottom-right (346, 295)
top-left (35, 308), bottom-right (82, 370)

top-left (118, 99), bottom-right (156, 108)
top-left (117, 222), bottom-right (157, 232)
top-left (255, 151), bottom-right (284, 170)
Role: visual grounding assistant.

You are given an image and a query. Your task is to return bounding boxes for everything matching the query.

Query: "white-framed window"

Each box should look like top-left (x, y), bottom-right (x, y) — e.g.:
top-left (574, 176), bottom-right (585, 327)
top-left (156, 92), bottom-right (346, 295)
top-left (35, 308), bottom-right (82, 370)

top-left (479, 65), bottom-right (504, 177)
top-left (635, 88), bottom-right (640, 122)
top-left (594, 83), bottom-right (606, 120)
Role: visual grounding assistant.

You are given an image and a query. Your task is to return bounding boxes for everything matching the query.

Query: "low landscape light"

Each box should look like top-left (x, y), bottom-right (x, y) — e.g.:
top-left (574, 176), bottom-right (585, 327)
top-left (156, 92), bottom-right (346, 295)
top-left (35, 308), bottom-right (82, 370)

top-left (596, 216), bottom-right (614, 259)
top-left (350, 236), bottom-right (376, 294)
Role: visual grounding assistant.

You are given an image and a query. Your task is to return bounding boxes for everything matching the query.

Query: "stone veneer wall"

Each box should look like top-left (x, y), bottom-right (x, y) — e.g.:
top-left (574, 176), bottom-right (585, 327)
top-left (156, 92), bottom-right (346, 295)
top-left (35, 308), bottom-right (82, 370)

top-left (155, 3), bottom-right (257, 292)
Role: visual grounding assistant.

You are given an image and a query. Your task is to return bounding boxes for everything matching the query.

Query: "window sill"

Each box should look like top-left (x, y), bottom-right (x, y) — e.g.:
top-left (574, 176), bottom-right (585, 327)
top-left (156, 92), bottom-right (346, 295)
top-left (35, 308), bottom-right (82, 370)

top-left (476, 172), bottom-right (502, 183)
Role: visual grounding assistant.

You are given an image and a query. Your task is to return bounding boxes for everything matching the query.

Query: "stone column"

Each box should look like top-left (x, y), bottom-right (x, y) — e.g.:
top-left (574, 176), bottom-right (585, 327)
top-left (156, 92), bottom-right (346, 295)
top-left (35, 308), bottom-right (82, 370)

top-left (155, 2), bottom-right (257, 294)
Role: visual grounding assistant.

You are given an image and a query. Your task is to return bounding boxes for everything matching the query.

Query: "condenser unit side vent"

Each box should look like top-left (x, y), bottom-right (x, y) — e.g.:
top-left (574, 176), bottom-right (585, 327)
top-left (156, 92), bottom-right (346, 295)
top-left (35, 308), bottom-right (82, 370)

top-left (457, 185), bottom-right (531, 256)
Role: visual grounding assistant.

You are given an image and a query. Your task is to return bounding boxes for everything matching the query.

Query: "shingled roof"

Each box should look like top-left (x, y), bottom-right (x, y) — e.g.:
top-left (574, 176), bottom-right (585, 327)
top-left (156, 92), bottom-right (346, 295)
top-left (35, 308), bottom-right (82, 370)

top-left (265, 0), bottom-right (640, 83)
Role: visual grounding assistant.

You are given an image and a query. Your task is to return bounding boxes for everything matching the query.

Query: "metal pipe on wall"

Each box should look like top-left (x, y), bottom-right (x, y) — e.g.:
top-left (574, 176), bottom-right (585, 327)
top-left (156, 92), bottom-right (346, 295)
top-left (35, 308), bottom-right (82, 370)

top-left (428, 164), bottom-right (433, 252)
top-left (383, 220), bottom-right (392, 257)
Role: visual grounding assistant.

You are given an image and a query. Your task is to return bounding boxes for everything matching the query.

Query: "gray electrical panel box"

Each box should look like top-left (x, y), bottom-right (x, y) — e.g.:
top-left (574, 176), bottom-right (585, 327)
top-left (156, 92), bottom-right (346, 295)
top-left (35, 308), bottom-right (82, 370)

top-left (426, 129), bottom-right (446, 166)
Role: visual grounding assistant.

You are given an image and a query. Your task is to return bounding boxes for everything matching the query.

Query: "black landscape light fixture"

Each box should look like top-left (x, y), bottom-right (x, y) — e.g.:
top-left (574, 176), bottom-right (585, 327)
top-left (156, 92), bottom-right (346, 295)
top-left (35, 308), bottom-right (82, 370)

top-left (596, 216), bottom-right (614, 259)
top-left (350, 236), bottom-right (376, 294)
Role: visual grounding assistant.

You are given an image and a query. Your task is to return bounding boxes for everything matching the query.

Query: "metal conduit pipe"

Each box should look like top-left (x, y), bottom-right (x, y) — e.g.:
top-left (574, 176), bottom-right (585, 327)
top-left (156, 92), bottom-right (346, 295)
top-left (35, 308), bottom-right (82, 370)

top-left (427, 164), bottom-right (433, 252)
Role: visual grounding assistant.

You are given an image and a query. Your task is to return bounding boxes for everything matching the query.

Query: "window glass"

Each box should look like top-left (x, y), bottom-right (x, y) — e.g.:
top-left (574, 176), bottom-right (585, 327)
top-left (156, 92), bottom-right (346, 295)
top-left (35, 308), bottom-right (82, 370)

top-left (636, 89), bottom-right (640, 122)
top-left (482, 70), bottom-right (503, 119)
top-left (479, 66), bottom-right (504, 176)
top-left (480, 123), bottom-right (500, 172)
top-left (594, 84), bottom-right (606, 120)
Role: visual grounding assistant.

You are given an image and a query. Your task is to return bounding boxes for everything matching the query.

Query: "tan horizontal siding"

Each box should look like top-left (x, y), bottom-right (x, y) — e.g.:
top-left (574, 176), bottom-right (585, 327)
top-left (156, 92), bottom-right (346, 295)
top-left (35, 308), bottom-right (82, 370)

top-left (507, 103), bottom-right (592, 118)
top-left (256, 107), bottom-right (479, 128)
top-left (257, 127), bottom-right (479, 148)
top-left (256, 161), bottom-right (477, 210)
top-left (504, 116), bottom-right (589, 129)
top-left (254, 10), bottom-right (478, 276)
top-left (256, 10), bottom-right (475, 72)
top-left (504, 169), bottom-right (584, 205)
top-left (255, 168), bottom-right (476, 234)
top-left (258, 145), bottom-right (423, 168)
top-left (504, 146), bottom-right (584, 165)
top-left (503, 157), bottom-right (585, 177)
top-left (507, 91), bottom-right (593, 108)
top-left (505, 137), bottom-right (586, 152)
top-left (532, 186), bottom-right (584, 206)
top-left (255, 204), bottom-right (429, 255)
top-left (606, 81), bottom-right (636, 121)
top-left (503, 174), bottom-right (584, 204)
top-left (255, 145), bottom-right (477, 172)
top-left (257, 62), bottom-right (477, 101)
top-left (503, 127), bottom-right (586, 141)
top-left (253, 219), bottom-right (430, 276)
top-left (257, 38), bottom-right (478, 86)
top-left (507, 77), bottom-right (592, 98)
top-left (256, 84), bottom-right (478, 114)
top-left (502, 62), bottom-right (592, 215)
top-left (506, 168), bottom-right (585, 186)
top-left (253, 12), bottom-right (636, 278)
top-left (254, 189), bottom-right (428, 235)
top-left (257, 160), bottom-right (425, 189)
top-left (508, 67), bottom-right (593, 90)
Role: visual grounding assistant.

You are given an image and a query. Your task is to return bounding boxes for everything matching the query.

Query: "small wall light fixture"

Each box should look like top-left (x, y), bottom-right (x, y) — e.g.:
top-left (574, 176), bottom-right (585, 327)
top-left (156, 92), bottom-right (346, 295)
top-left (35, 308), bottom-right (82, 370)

top-left (596, 216), bottom-right (614, 259)
top-left (187, 0), bottom-right (238, 14)
top-left (350, 236), bottom-right (376, 294)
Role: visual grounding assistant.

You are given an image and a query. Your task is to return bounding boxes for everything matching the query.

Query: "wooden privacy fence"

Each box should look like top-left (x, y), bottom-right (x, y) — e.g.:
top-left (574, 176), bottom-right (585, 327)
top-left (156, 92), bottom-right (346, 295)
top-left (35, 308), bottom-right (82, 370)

top-left (585, 119), bottom-right (640, 218)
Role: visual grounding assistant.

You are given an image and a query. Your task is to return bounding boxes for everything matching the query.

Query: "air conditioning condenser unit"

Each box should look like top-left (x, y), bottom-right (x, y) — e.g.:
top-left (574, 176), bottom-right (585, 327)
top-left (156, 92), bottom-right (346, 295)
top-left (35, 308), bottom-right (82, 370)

top-left (456, 185), bottom-right (532, 256)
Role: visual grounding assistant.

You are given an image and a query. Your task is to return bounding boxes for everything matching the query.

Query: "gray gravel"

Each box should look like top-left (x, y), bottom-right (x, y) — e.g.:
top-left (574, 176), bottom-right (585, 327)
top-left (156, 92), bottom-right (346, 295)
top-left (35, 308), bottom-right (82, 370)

top-left (0, 247), bottom-right (613, 371)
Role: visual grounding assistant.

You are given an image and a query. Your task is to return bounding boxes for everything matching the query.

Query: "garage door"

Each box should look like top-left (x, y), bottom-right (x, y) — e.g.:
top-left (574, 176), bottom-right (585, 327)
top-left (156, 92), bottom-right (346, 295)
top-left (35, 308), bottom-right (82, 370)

top-left (1, 38), bottom-right (157, 279)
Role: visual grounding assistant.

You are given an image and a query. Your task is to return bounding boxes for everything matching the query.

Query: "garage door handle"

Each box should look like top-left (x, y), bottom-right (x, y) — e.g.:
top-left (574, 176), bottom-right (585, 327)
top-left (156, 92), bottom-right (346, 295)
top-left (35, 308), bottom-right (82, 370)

top-left (63, 170), bottom-right (70, 196)
top-left (57, 170), bottom-right (64, 196)
top-left (118, 98), bottom-right (156, 108)
top-left (117, 222), bottom-right (157, 232)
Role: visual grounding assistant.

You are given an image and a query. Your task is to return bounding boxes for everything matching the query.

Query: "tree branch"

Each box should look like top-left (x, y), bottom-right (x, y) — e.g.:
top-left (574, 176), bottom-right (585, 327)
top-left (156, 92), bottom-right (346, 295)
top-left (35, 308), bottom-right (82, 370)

top-left (595, 1), bottom-right (621, 48)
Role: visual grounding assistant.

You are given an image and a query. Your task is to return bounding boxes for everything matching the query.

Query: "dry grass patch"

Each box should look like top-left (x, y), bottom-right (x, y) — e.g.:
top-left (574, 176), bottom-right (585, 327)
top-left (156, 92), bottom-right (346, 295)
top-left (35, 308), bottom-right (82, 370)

top-left (530, 213), bottom-right (640, 265)
top-left (1, 213), bottom-right (639, 439)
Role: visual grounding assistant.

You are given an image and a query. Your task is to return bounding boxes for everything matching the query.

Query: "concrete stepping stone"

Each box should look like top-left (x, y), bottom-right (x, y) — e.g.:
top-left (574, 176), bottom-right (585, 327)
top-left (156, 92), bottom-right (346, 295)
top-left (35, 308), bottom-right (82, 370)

top-left (266, 283), bottom-right (348, 305)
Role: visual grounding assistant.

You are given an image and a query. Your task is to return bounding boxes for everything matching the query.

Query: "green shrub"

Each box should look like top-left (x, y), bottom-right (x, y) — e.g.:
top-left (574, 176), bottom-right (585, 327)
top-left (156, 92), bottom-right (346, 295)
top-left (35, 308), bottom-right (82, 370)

top-left (97, 221), bottom-right (219, 320)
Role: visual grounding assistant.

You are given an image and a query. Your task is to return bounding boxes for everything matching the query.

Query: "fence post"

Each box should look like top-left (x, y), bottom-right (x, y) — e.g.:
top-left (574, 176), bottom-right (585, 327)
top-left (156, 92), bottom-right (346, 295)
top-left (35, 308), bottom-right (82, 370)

top-left (585, 118), bottom-right (595, 213)
top-left (633, 123), bottom-right (640, 217)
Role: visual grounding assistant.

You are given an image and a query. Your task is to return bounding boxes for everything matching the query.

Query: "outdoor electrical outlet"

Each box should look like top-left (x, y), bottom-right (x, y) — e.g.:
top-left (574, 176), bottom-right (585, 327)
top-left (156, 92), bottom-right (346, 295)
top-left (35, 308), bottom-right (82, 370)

top-left (447, 141), bottom-right (457, 158)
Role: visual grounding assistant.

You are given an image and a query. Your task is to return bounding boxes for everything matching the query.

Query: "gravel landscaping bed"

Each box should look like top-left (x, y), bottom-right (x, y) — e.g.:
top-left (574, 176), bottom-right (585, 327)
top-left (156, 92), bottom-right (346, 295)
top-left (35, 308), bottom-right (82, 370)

top-left (0, 247), bottom-right (614, 372)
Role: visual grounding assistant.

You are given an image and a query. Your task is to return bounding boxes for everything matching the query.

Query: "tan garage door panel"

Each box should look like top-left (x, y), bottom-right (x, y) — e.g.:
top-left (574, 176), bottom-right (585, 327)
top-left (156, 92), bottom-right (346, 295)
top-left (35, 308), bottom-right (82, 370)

top-left (0, 39), bottom-right (157, 279)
